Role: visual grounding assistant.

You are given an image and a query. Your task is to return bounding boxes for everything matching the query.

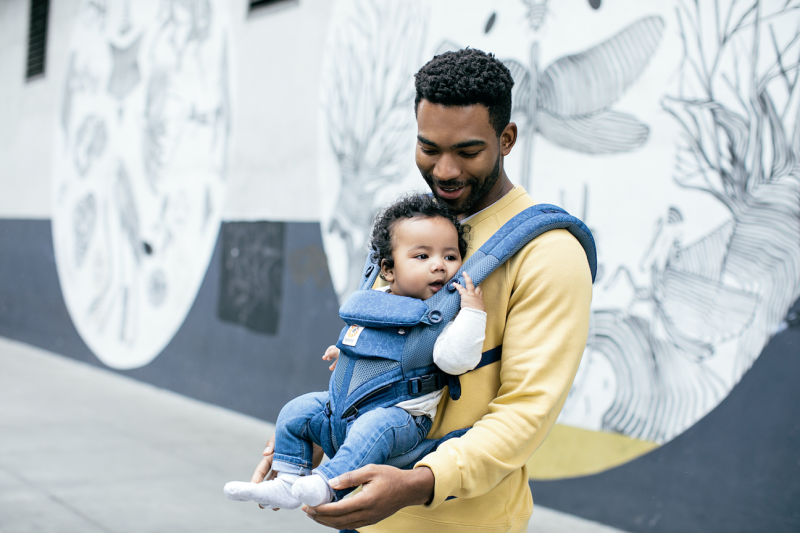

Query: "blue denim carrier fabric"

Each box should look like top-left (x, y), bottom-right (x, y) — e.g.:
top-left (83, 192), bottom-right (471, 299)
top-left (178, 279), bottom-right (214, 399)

top-left (271, 391), bottom-right (432, 501)
top-left (335, 324), bottom-right (407, 362)
top-left (339, 290), bottom-right (429, 328)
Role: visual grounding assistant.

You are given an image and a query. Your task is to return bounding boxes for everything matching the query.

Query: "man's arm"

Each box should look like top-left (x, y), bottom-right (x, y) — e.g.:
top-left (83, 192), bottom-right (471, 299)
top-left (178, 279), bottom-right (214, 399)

top-left (416, 229), bottom-right (592, 506)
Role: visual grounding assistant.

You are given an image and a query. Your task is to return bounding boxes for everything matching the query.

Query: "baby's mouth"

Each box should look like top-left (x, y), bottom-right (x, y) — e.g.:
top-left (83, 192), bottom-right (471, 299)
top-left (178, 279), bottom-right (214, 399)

top-left (429, 280), bottom-right (444, 293)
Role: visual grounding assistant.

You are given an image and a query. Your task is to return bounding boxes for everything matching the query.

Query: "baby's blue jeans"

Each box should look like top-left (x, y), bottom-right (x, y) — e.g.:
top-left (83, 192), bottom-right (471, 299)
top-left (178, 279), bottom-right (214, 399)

top-left (271, 391), bottom-right (432, 500)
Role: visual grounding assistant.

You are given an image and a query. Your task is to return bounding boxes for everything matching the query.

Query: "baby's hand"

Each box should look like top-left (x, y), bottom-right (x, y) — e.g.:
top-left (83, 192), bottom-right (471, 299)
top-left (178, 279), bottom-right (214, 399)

top-left (452, 272), bottom-right (484, 312)
top-left (322, 345), bottom-right (340, 371)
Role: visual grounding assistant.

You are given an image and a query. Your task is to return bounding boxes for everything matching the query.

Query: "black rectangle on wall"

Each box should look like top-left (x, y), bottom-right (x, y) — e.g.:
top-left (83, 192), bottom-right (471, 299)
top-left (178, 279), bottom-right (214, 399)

top-left (217, 221), bottom-right (285, 335)
top-left (26, 0), bottom-right (50, 79)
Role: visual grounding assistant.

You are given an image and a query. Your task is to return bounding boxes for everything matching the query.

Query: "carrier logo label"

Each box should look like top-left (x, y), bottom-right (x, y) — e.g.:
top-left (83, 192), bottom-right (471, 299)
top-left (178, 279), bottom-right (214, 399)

top-left (342, 325), bottom-right (365, 346)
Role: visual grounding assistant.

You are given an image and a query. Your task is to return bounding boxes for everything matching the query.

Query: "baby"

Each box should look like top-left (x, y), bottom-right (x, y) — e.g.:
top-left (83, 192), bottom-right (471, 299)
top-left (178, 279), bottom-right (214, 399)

top-left (224, 195), bottom-right (486, 509)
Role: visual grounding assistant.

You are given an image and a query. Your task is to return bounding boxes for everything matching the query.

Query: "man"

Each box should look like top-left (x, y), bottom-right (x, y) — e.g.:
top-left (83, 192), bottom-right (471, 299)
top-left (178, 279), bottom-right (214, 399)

top-left (252, 48), bottom-right (593, 532)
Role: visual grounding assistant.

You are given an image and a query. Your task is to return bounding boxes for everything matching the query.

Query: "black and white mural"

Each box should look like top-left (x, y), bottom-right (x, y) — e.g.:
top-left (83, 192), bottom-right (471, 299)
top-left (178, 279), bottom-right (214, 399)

top-left (318, 0), bottom-right (429, 299)
top-left (317, 0), bottom-right (800, 476)
top-left (52, 0), bottom-right (233, 369)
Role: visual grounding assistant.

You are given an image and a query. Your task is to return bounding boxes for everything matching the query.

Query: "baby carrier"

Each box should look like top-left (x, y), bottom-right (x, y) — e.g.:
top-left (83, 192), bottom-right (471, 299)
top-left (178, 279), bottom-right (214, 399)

top-left (328, 204), bottom-right (597, 467)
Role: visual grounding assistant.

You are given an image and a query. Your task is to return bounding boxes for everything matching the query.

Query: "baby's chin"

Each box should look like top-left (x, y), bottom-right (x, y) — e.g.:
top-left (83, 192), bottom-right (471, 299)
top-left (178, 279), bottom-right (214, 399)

top-left (394, 289), bottom-right (435, 300)
top-left (388, 283), bottom-right (442, 300)
top-left (420, 283), bottom-right (444, 300)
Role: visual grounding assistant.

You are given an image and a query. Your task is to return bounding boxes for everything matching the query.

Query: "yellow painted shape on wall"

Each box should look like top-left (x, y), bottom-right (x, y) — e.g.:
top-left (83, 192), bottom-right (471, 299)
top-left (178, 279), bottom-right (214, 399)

top-left (527, 424), bottom-right (659, 480)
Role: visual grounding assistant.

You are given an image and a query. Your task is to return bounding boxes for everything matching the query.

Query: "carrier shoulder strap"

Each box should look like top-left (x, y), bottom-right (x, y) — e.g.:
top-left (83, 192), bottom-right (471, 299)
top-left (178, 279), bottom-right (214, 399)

top-left (357, 203), bottom-right (597, 297)
top-left (346, 203), bottom-right (595, 402)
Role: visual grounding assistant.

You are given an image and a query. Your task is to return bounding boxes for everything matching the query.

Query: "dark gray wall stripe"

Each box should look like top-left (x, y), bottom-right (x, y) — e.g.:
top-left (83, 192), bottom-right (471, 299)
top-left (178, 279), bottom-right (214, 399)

top-left (0, 219), bottom-right (342, 422)
top-left (1, 218), bottom-right (798, 531)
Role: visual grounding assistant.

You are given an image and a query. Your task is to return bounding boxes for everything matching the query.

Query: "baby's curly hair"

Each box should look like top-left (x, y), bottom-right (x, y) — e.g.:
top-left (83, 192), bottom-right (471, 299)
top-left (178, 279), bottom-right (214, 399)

top-left (414, 48), bottom-right (514, 137)
top-left (370, 195), bottom-right (468, 275)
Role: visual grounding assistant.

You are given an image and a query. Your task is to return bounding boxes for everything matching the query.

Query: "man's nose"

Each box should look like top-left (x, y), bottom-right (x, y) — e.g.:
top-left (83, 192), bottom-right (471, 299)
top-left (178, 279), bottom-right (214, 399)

top-left (432, 154), bottom-right (460, 182)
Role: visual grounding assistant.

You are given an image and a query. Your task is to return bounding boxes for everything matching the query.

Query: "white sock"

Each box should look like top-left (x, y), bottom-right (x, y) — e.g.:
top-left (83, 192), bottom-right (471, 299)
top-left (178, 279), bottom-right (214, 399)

top-left (223, 473), bottom-right (302, 509)
top-left (292, 474), bottom-right (334, 507)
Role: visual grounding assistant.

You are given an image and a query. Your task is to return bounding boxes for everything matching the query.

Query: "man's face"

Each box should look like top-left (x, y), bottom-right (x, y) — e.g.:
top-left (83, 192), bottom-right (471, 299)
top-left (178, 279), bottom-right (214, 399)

top-left (415, 100), bottom-right (504, 216)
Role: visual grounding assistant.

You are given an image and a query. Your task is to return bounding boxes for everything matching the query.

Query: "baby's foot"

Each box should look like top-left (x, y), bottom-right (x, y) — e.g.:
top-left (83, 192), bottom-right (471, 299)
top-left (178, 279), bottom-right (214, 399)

top-left (292, 474), bottom-right (334, 507)
top-left (223, 473), bottom-right (301, 509)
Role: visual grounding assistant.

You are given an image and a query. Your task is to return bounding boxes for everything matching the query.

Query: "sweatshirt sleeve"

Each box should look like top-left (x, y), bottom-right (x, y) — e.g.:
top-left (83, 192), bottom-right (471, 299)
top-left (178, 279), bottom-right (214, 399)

top-left (415, 230), bottom-right (593, 507)
top-left (433, 308), bottom-right (486, 375)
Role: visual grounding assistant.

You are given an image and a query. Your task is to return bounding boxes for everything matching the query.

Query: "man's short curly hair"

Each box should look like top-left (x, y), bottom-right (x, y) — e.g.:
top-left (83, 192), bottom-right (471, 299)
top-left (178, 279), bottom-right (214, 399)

top-left (414, 48), bottom-right (514, 137)
top-left (370, 195), bottom-right (468, 276)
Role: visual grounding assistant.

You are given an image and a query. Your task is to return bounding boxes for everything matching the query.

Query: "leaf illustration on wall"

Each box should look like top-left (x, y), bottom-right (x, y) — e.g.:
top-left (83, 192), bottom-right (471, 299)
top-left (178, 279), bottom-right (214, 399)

top-left (516, 15), bottom-right (664, 188)
top-left (537, 16), bottom-right (665, 117)
top-left (321, 0), bottom-right (428, 301)
top-left (535, 109), bottom-right (650, 154)
top-left (571, 0), bottom-right (800, 445)
top-left (438, 16), bottom-right (664, 190)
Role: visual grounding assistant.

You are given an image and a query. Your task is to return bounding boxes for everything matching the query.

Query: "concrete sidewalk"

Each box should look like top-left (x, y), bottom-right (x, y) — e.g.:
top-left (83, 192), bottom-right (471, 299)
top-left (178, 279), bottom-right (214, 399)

top-left (0, 337), bottom-right (627, 533)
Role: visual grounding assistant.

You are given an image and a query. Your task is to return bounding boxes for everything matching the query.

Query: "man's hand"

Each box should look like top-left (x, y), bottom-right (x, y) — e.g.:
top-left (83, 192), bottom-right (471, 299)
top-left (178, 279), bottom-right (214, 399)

top-left (251, 435), bottom-right (325, 510)
top-left (322, 345), bottom-right (340, 371)
top-left (304, 465), bottom-right (434, 529)
top-left (453, 272), bottom-right (484, 312)
top-left (251, 436), bottom-right (277, 483)
top-left (250, 436), bottom-right (278, 510)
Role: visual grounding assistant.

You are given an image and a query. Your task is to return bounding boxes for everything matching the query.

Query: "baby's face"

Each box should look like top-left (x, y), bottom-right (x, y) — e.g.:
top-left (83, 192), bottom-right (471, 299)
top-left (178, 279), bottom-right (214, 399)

top-left (381, 216), bottom-right (462, 300)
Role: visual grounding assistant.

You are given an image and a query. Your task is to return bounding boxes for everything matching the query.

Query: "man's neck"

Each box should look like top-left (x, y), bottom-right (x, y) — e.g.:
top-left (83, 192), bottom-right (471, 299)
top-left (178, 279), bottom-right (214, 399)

top-left (458, 174), bottom-right (515, 221)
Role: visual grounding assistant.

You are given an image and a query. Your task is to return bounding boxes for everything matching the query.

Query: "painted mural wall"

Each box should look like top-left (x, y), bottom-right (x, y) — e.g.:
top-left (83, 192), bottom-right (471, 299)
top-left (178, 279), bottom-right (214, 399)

top-left (317, 0), bottom-right (800, 478)
top-left (52, 0), bottom-right (232, 369)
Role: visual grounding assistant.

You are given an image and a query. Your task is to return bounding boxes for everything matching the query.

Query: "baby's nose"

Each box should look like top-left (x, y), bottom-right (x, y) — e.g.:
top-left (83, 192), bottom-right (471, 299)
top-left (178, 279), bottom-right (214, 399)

top-left (431, 258), bottom-right (445, 271)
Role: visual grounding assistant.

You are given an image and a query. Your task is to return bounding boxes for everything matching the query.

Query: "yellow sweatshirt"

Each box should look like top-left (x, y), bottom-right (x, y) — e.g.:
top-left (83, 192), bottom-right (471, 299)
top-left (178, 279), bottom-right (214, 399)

top-left (363, 187), bottom-right (593, 533)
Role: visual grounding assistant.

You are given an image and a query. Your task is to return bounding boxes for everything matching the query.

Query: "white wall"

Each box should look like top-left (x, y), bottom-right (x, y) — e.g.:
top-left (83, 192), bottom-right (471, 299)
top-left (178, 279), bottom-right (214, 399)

top-left (225, 0), bottom-right (331, 221)
top-left (0, 0), bottom-right (82, 219)
top-left (0, 0), bottom-right (331, 222)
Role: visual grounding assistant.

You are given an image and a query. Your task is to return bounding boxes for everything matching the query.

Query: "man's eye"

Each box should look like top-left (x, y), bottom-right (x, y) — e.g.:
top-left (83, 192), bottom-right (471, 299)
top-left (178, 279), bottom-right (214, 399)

top-left (420, 148), bottom-right (438, 155)
top-left (461, 151), bottom-right (480, 158)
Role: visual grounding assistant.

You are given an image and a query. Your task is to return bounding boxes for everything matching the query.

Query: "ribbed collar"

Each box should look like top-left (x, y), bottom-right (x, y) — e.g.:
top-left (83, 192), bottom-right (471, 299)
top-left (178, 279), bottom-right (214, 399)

top-left (460, 186), bottom-right (529, 228)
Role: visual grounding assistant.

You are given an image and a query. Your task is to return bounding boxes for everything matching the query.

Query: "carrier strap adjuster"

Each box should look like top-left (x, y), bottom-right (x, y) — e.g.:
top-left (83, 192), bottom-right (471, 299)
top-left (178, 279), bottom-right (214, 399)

top-left (407, 373), bottom-right (443, 396)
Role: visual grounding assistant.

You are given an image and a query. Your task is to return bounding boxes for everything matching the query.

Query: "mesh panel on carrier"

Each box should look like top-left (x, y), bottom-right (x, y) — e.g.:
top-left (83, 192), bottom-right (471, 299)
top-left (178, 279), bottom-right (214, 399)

top-left (348, 358), bottom-right (401, 395)
top-left (335, 353), bottom-right (350, 393)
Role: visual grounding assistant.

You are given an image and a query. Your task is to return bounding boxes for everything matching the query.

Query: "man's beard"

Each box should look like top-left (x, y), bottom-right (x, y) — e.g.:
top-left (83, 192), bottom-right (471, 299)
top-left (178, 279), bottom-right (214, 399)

top-left (423, 154), bottom-right (501, 215)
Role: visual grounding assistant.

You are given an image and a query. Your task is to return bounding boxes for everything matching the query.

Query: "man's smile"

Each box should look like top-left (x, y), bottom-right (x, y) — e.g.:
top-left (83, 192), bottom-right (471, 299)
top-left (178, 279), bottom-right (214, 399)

top-left (433, 182), bottom-right (469, 200)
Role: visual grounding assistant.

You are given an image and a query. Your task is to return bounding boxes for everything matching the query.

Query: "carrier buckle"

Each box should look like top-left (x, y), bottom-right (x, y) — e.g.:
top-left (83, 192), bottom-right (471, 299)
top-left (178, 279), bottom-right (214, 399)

top-left (407, 374), bottom-right (442, 396)
top-left (341, 404), bottom-right (358, 419)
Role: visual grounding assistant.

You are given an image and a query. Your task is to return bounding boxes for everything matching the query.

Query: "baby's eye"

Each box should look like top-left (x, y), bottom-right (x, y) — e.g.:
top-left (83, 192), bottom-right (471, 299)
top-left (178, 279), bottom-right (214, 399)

top-left (445, 255), bottom-right (459, 261)
top-left (415, 254), bottom-right (429, 260)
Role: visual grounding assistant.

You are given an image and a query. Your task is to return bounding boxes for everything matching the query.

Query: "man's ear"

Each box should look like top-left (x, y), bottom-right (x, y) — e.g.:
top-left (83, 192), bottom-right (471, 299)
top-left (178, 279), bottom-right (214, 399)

top-left (500, 122), bottom-right (518, 156)
top-left (380, 259), bottom-right (395, 282)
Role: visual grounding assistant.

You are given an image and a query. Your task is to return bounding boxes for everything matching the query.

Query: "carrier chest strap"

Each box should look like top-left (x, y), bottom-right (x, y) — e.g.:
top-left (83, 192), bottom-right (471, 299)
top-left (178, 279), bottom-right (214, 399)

top-left (340, 371), bottom-right (447, 419)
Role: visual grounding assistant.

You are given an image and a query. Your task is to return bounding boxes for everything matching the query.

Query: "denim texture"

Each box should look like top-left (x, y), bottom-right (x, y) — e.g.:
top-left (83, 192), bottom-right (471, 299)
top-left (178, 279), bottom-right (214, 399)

top-left (271, 391), bottom-right (432, 501)
top-left (339, 289), bottom-right (428, 328)
top-left (336, 324), bottom-right (407, 361)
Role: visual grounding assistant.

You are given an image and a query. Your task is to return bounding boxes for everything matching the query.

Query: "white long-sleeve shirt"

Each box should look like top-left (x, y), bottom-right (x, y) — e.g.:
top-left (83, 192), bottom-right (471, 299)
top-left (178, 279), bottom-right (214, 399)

top-left (394, 306), bottom-right (487, 419)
